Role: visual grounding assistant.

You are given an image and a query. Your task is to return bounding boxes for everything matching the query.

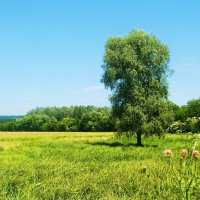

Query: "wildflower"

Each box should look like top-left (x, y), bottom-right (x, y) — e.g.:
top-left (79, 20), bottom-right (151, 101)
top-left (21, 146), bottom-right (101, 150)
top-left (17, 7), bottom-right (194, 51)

top-left (192, 150), bottom-right (200, 158)
top-left (163, 149), bottom-right (172, 157)
top-left (180, 149), bottom-right (188, 157)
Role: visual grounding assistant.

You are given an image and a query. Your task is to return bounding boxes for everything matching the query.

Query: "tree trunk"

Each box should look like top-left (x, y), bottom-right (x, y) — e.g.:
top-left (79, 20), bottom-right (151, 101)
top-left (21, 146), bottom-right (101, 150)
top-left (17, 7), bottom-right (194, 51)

top-left (136, 132), bottom-right (142, 146)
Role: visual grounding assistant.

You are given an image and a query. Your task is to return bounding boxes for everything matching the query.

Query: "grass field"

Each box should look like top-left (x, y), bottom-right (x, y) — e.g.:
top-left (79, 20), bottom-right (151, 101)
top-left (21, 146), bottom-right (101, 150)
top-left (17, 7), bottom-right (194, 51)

top-left (0, 132), bottom-right (200, 199)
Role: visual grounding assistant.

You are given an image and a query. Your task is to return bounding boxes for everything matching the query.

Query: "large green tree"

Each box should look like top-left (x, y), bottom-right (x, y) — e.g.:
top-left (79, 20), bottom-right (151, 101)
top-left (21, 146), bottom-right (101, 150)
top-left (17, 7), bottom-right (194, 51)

top-left (101, 30), bottom-right (173, 145)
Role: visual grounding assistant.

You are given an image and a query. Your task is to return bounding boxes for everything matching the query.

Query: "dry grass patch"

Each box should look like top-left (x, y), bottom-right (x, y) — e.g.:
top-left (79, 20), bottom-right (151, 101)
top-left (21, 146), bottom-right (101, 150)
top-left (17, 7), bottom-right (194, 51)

top-left (0, 141), bottom-right (21, 150)
top-left (64, 136), bottom-right (112, 141)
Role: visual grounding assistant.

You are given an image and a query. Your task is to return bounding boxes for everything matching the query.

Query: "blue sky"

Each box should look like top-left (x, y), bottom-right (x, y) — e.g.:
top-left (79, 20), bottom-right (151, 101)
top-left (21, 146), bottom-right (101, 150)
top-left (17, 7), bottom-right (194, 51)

top-left (0, 0), bottom-right (200, 115)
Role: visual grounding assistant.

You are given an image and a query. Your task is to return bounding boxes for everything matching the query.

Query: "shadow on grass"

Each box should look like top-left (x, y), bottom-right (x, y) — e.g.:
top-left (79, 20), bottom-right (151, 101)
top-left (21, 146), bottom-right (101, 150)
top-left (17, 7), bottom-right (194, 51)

top-left (87, 141), bottom-right (158, 148)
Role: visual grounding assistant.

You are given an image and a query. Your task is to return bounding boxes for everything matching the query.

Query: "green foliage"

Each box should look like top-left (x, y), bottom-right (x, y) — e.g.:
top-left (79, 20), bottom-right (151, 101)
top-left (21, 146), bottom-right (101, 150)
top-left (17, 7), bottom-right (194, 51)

top-left (175, 105), bottom-right (188, 121)
top-left (168, 117), bottom-right (200, 133)
top-left (80, 110), bottom-right (114, 132)
top-left (186, 98), bottom-right (200, 118)
top-left (0, 120), bottom-right (16, 131)
top-left (173, 98), bottom-right (200, 122)
top-left (57, 118), bottom-right (78, 132)
top-left (15, 114), bottom-right (58, 132)
top-left (0, 116), bottom-right (23, 123)
top-left (167, 120), bottom-right (186, 133)
top-left (102, 30), bottom-right (172, 144)
top-left (167, 98), bottom-right (200, 134)
top-left (0, 106), bottom-right (115, 132)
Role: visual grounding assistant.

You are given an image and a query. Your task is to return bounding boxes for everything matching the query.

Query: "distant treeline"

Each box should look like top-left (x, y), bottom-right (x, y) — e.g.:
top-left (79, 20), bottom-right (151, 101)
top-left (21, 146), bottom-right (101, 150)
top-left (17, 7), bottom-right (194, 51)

top-left (0, 99), bottom-right (200, 133)
top-left (0, 116), bottom-right (23, 123)
top-left (0, 106), bottom-right (115, 132)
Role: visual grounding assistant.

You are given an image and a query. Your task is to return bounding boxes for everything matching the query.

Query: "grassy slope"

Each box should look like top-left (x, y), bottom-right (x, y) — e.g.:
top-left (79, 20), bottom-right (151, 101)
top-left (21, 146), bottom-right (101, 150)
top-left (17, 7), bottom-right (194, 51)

top-left (0, 132), bottom-right (199, 199)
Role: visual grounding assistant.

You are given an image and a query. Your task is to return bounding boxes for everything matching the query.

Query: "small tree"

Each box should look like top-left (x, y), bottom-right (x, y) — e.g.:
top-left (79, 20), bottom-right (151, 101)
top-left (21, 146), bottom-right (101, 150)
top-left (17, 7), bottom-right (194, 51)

top-left (101, 30), bottom-right (172, 145)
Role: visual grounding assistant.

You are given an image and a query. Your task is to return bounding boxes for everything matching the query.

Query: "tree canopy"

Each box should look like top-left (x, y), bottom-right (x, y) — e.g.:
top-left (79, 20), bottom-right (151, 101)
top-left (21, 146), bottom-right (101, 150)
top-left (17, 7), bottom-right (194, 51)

top-left (102, 30), bottom-right (173, 145)
top-left (0, 106), bottom-right (116, 132)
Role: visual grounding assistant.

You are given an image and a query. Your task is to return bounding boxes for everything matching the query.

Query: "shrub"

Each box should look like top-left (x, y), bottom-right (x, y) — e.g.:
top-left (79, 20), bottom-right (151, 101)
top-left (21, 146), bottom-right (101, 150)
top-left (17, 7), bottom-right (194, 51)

top-left (168, 117), bottom-right (200, 133)
top-left (167, 120), bottom-right (186, 133)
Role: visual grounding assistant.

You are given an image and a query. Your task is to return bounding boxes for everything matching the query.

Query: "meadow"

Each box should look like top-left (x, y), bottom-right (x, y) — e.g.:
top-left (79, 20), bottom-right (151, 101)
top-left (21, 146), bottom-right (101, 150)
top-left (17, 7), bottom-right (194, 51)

top-left (0, 132), bottom-right (200, 199)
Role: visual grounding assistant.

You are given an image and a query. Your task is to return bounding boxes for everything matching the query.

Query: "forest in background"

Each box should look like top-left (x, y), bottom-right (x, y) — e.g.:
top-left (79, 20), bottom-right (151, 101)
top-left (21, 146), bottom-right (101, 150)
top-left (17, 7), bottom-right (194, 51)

top-left (0, 98), bottom-right (199, 133)
top-left (0, 116), bottom-right (23, 123)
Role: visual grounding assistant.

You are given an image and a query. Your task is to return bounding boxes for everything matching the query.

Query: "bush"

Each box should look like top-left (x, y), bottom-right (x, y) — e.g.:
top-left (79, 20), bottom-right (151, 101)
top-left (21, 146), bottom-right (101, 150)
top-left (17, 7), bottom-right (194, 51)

top-left (167, 120), bottom-right (186, 133)
top-left (168, 117), bottom-right (200, 133)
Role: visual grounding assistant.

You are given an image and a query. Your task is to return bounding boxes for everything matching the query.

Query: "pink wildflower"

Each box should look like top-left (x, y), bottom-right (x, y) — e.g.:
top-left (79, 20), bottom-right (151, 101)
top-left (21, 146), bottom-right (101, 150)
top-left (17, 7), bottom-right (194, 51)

top-left (163, 149), bottom-right (172, 157)
top-left (180, 149), bottom-right (188, 157)
top-left (192, 150), bottom-right (200, 158)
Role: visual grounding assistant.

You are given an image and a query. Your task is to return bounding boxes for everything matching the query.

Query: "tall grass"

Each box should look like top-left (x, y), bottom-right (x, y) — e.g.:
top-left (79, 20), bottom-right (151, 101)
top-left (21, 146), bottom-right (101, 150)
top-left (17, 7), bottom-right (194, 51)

top-left (0, 132), bottom-right (199, 199)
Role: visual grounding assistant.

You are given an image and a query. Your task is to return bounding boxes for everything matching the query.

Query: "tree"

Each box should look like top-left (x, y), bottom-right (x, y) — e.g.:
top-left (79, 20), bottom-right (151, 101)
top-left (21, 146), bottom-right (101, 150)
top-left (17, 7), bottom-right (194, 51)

top-left (57, 117), bottom-right (78, 132)
top-left (80, 111), bottom-right (103, 132)
top-left (101, 30), bottom-right (172, 145)
top-left (0, 106), bottom-right (117, 132)
top-left (186, 98), bottom-right (200, 118)
top-left (15, 114), bottom-right (57, 131)
top-left (174, 105), bottom-right (188, 121)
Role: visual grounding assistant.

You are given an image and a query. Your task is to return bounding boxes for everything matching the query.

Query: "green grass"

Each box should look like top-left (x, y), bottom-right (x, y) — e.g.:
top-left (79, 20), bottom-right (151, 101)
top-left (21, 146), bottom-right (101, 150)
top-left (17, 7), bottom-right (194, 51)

top-left (0, 132), bottom-right (200, 199)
